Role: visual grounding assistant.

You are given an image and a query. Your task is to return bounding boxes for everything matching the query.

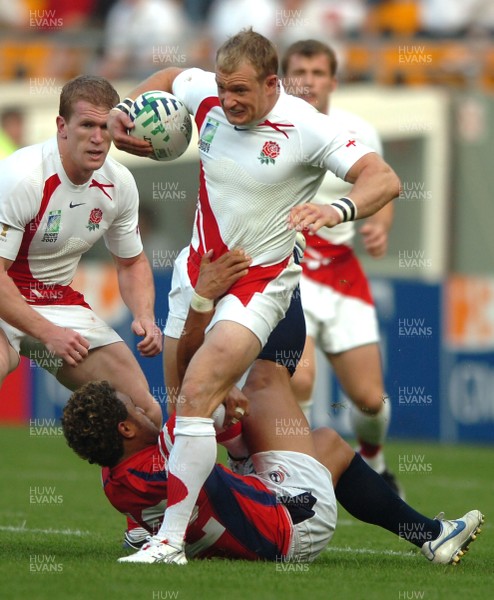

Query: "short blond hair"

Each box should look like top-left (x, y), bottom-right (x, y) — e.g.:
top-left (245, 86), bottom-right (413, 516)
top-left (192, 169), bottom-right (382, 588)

top-left (216, 28), bottom-right (278, 80)
top-left (59, 75), bottom-right (119, 121)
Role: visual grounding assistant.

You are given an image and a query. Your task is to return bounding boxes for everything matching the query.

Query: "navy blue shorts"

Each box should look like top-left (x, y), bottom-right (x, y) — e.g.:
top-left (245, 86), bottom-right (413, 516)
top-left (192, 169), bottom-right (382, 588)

top-left (257, 285), bottom-right (305, 375)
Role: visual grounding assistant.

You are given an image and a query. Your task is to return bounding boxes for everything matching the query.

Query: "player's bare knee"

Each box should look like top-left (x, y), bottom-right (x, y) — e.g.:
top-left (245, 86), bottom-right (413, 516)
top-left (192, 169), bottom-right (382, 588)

top-left (0, 366), bottom-right (7, 388)
top-left (0, 352), bottom-right (9, 381)
top-left (0, 343), bottom-right (18, 381)
top-left (314, 427), bottom-right (354, 463)
top-left (316, 427), bottom-right (341, 450)
top-left (352, 387), bottom-right (386, 415)
top-left (291, 368), bottom-right (314, 403)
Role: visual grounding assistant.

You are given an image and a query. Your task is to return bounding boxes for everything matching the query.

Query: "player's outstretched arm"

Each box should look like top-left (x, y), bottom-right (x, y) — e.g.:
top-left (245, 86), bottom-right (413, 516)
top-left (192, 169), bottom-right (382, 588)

top-left (112, 251), bottom-right (162, 357)
top-left (126, 67), bottom-right (185, 104)
top-left (0, 259), bottom-right (89, 366)
top-left (107, 67), bottom-right (185, 156)
top-left (344, 153), bottom-right (400, 219)
top-left (288, 153), bottom-right (400, 234)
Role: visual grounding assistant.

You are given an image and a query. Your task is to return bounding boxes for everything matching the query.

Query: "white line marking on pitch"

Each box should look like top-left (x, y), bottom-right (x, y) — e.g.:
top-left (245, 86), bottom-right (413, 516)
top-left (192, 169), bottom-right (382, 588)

top-left (325, 546), bottom-right (416, 558)
top-left (0, 522), bottom-right (90, 536)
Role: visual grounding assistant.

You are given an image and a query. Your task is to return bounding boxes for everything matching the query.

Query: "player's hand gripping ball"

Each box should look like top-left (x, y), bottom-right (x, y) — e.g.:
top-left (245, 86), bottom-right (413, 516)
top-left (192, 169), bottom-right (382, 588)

top-left (129, 91), bottom-right (192, 161)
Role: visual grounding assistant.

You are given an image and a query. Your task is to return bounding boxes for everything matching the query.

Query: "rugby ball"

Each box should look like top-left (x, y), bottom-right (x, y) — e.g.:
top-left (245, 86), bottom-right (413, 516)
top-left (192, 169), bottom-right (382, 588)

top-left (129, 91), bottom-right (192, 161)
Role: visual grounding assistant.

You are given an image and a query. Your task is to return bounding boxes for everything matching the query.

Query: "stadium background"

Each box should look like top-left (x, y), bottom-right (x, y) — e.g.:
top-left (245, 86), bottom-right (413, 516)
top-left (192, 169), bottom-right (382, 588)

top-left (1, 0), bottom-right (493, 444)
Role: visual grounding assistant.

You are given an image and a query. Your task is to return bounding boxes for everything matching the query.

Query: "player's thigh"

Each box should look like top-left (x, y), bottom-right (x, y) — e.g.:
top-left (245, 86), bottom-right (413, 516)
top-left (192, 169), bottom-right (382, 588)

top-left (163, 335), bottom-right (180, 415)
top-left (328, 343), bottom-right (385, 411)
top-left (291, 336), bottom-right (317, 400)
top-left (242, 359), bottom-right (316, 458)
top-left (0, 328), bottom-right (19, 382)
top-left (179, 320), bottom-right (262, 417)
top-left (56, 342), bottom-right (160, 421)
top-left (57, 341), bottom-right (147, 388)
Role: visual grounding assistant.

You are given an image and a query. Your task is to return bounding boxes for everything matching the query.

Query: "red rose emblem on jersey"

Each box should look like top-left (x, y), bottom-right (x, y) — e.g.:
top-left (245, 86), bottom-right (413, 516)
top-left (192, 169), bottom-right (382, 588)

top-left (86, 208), bottom-right (103, 231)
top-left (258, 141), bottom-right (280, 165)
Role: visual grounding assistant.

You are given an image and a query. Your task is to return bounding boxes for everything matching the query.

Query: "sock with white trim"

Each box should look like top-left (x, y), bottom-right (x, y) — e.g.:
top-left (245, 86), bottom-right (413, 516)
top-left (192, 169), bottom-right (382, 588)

top-left (157, 416), bottom-right (216, 547)
top-left (351, 395), bottom-right (391, 473)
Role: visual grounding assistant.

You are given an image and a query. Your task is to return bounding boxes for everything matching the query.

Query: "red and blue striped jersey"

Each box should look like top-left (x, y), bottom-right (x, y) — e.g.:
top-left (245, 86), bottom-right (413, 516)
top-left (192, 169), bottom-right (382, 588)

top-left (102, 436), bottom-right (292, 560)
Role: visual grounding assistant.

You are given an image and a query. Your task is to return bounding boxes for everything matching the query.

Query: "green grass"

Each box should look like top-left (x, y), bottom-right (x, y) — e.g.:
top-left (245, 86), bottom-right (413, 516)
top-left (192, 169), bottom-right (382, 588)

top-left (0, 427), bottom-right (492, 600)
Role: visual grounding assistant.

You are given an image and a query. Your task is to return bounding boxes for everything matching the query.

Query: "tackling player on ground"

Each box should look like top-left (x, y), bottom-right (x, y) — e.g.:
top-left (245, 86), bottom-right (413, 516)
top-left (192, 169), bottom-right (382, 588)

top-left (62, 250), bottom-right (484, 566)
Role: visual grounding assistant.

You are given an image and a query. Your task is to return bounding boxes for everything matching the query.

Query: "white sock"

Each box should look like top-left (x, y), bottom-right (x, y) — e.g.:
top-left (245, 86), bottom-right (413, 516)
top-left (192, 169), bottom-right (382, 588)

top-left (157, 416), bottom-right (216, 547)
top-left (351, 396), bottom-right (391, 473)
top-left (351, 395), bottom-right (391, 446)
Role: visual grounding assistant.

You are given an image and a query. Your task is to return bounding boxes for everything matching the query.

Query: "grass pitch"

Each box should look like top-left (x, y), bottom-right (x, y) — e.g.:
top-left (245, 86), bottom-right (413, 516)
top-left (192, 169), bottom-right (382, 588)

top-left (0, 427), bottom-right (492, 600)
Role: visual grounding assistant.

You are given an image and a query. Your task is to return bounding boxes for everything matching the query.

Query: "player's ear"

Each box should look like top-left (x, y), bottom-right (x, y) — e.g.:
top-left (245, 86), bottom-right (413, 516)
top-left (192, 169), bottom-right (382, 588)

top-left (56, 115), bottom-right (67, 139)
top-left (118, 420), bottom-right (136, 439)
top-left (265, 74), bottom-right (278, 93)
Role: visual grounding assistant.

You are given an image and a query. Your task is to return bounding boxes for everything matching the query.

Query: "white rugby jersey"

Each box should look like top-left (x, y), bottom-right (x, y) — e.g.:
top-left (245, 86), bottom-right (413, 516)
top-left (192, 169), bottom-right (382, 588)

top-left (0, 137), bottom-right (142, 305)
top-left (308, 107), bottom-right (382, 246)
top-left (173, 68), bottom-right (374, 267)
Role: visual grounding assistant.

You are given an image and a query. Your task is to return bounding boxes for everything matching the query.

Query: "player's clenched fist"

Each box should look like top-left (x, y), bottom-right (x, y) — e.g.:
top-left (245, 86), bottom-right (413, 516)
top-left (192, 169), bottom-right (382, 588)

top-left (133, 317), bottom-right (163, 357)
top-left (359, 221), bottom-right (389, 258)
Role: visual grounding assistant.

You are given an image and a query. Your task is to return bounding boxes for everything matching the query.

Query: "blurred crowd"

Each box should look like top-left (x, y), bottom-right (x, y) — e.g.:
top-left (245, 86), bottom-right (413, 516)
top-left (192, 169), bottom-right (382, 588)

top-left (1, 0), bottom-right (494, 88)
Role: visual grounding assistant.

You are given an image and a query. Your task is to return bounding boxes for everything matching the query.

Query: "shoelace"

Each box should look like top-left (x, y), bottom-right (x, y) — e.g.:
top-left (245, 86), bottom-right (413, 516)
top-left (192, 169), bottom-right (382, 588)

top-left (142, 536), bottom-right (164, 551)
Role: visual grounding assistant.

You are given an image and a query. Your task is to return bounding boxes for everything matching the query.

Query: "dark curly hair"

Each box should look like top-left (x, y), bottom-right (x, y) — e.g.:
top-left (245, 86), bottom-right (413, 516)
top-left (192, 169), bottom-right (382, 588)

top-left (62, 381), bottom-right (128, 468)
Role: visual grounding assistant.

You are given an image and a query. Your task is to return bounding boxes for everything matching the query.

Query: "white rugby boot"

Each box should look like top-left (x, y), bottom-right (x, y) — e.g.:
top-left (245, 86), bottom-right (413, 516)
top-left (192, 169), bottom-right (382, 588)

top-left (421, 510), bottom-right (484, 565)
top-left (118, 536), bottom-right (187, 565)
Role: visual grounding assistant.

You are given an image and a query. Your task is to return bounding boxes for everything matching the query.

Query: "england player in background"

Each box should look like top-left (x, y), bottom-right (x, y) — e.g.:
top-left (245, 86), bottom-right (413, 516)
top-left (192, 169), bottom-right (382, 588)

top-left (282, 40), bottom-right (401, 495)
top-left (108, 28), bottom-right (401, 563)
top-left (0, 75), bottom-right (162, 427)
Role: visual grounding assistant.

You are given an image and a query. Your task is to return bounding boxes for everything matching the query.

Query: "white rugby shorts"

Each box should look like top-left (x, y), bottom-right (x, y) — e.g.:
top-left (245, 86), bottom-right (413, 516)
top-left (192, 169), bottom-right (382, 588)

top-left (164, 247), bottom-right (301, 348)
top-left (1, 305), bottom-right (122, 374)
top-left (300, 274), bottom-right (379, 354)
top-left (251, 450), bottom-right (336, 562)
